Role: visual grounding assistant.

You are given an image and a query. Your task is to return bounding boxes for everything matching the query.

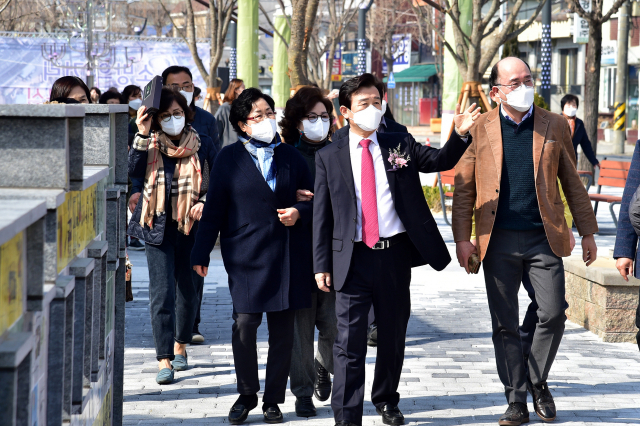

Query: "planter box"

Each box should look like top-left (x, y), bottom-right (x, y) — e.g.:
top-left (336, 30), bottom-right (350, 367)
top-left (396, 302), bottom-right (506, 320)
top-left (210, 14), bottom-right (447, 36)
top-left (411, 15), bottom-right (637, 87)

top-left (564, 256), bottom-right (639, 343)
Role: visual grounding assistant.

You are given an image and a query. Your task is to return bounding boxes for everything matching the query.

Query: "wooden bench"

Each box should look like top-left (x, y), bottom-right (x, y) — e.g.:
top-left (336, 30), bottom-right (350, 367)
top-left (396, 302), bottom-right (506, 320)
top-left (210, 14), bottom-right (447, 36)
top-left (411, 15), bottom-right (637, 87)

top-left (436, 169), bottom-right (455, 226)
top-left (589, 159), bottom-right (631, 227)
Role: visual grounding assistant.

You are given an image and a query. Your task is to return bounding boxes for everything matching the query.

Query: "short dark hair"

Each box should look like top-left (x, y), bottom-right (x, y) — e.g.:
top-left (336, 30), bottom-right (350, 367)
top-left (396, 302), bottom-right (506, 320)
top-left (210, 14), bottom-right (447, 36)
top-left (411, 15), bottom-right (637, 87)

top-left (194, 86), bottom-right (202, 99)
top-left (279, 86), bottom-right (334, 144)
top-left (339, 73), bottom-right (384, 110)
top-left (151, 88), bottom-right (196, 132)
top-left (90, 87), bottom-right (101, 96)
top-left (229, 88), bottom-right (275, 136)
top-left (98, 91), bottom-right (122, 104)
top-left (122, 85), bottom-right (142, 101)
top-left (489, 57), bottom-right (532, 88)
top-left (50, 76), bottom-right (91, 103)
top-left (162, 66), bottom-right (193, 83)
top-left (561, 94), bottom-right (579, 110)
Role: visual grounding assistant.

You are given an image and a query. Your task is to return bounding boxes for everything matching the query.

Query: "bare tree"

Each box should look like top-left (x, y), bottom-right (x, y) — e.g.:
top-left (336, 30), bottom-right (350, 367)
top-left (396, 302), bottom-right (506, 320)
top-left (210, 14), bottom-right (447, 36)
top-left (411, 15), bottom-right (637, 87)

top-left (367, 0), bottom-right (417, 80)
top-left (159, 0), bottom-right (236, 113)
top-left (288, 0), bottom-right (311, 86)
top-left (412, 0), bottom-right (548, 83)
top-left (306, 0), bottom-right (359, 90)
top-left (568, 0), bottom-right (628, 175)
top-left (0, 0), bottom-right (11, 15)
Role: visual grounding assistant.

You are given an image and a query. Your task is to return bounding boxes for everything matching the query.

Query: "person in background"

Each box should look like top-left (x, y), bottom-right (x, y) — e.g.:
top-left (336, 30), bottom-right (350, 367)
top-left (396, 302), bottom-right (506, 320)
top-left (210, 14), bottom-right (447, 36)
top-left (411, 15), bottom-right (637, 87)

top-left (561, 94), bottom-right (600, 169)
top-left (90, 86), bottom-right (101, 103)
top-left (122, 84), bottom-right (143, 135)
top-left (279, 87), bottom-right (337, 418)
top-left (50, 76), bottom-right (91, 104)
top-left (99, 90), bottom-right (122, 104)
top-left (155, 66), bottom-right (220, 344)
top-left (128, 88), bottom-right (217, 385)
top-left (215, 78), bottom-right (245, 149)
top-left (613, 140), bottom-right (640, 352)
top-left (191, 88), bottom-right (313, 425)
top-left (194, 86), bottom-right (204, 109)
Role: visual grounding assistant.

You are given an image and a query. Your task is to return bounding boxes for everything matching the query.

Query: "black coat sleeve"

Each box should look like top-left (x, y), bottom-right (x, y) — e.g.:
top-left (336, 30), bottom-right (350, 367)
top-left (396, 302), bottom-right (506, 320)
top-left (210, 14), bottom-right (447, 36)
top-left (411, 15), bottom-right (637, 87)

top-left (577, 127), bottom-right (599, 166)
top-left (312, 151), bottom-right (333, 274)
top-left (409, 131), bottom-right (469, 173)
top-left (128, 134), bottom-right (150, 179)
top-left (191, 150), bottom-right (230, 268)
top-left (290, 149), bottom-right (314, 227)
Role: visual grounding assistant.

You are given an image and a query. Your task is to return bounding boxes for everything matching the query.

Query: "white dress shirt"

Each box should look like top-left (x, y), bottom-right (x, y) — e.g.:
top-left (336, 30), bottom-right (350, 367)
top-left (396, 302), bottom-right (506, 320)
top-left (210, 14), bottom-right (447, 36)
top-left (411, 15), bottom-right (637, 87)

top-left (349, 130), bottom-right (406, 242)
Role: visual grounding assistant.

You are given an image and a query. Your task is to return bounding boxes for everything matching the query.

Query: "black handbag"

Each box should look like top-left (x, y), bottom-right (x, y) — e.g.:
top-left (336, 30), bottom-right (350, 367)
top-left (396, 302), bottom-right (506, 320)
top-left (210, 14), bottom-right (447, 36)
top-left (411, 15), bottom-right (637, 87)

top-left (628, 184), bottom-right (640, 236)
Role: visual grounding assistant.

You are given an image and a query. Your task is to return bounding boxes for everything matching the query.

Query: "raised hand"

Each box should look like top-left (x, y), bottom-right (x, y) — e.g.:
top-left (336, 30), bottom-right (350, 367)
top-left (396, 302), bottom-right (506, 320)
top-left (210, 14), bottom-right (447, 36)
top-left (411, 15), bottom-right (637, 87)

top-left (136, 105), bottom-right (152, 136)
top-left (453, 102), bottom-right (482, 135)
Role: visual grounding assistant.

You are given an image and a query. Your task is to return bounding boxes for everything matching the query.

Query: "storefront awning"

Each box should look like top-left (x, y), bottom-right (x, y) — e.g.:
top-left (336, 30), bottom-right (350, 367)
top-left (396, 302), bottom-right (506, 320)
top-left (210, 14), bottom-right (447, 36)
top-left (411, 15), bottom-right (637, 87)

top-left (383, 64), bottom-right (437, 83)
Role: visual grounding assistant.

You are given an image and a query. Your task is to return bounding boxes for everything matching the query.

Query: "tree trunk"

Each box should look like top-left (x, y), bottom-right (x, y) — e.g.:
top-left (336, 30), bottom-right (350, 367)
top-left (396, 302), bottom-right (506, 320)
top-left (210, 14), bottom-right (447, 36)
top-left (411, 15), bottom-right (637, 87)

top-left (300, 0), bottom-right (320, 82)
top-left (579, 21), bottom-right (603, 175)
top-left (288, 0), bottom-right (309, 86)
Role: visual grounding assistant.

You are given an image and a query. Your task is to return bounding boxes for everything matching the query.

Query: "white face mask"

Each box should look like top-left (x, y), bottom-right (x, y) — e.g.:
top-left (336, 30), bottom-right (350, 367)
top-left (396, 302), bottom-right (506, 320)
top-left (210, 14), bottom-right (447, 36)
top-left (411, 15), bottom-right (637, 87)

top-left (195, 98), bottom-right (205, 109)
top-left (302, 118), bottom-right (330, 142)
top-left (129, 99), bottom-right (142, 111)
top-left (180, 90), bottom-right (194, 106)
top-left (500, 84), bottom-right (535, 113)
top-left (349, 104), bottom-right (383, 132)
top-left (564, 106), bottom-right (577, 117)
top-left (381, 100), bottom-right (387, 115)
top-left (248, 118), bottom-right (277, 143)
top-left (160, 116), bottom-right (186, 136)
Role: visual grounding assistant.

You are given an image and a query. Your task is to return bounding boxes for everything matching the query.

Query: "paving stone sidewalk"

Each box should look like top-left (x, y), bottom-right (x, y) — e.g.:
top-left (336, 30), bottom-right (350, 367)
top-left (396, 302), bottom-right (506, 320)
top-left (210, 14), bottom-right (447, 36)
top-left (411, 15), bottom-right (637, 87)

top-left (123, 211), bottom-right (640, 425)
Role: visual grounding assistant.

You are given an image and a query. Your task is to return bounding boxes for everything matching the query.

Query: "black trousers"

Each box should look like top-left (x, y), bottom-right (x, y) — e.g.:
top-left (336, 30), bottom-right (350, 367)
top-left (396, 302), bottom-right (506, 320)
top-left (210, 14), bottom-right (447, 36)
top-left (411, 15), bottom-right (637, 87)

top-left (193, 275), bottom-right (204, 332)
top-left (232, 309), bottom-right (296, 404)
top-left (332, 235), bottom-right (412, 425)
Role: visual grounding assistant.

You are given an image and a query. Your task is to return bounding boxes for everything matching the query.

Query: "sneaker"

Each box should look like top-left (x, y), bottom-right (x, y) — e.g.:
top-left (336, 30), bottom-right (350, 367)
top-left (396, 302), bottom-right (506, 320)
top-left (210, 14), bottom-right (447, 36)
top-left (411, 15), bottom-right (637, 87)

top-left (129, 238), bottom-right (145, 251)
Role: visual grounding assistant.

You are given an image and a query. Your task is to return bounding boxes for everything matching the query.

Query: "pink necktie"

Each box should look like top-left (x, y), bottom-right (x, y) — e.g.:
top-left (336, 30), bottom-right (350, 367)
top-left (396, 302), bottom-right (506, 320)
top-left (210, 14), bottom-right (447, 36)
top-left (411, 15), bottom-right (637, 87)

top-left (360, 139), bottom-right (379, 248)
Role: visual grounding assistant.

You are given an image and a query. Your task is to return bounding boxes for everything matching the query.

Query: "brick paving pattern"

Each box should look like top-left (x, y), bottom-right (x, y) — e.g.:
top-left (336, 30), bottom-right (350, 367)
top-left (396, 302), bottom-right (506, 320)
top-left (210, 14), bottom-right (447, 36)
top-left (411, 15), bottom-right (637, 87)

top-left (123, 207), bottom-right (640, 425)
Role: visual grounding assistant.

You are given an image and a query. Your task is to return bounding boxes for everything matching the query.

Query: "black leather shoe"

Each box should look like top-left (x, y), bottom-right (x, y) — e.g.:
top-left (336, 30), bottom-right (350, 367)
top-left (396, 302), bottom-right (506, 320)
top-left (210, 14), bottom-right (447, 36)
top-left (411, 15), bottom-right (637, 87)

top-left (376, 404), bottom-right (405, 425)
top-left (528, 381), bottom-right (556, 422)
top-left (263, 405), bottom-right (283, 424)
top-left (335, 422), bottom-right (357, 426)
top-left (228, 395), bottom-right (258, 425)
top-left (498, 402), bottom-right (529, 426)
top-left (314, 358), bottom-right (332, 401)
top-left (295, 396), bottom-right (317, 417)
top-left (367, 323), bottom-right (378, 347)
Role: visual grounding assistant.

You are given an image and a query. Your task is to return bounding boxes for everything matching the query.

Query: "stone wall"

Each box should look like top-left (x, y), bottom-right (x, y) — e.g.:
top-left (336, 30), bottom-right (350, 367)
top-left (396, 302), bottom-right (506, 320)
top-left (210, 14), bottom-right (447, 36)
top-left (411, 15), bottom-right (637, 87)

top-left (564, 255), bottom-right (639, 343)
top-left (0, 104), bottom-right (128, 426)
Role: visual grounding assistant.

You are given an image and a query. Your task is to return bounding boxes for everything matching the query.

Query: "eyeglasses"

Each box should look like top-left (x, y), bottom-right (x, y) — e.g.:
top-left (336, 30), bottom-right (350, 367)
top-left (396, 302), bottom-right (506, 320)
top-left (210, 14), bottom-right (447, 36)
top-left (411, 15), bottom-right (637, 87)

top-left (495, 79), bottom-right (534, 91)
top-left (165, 83), bottom-right (194, 92)
top-left (159, 110), bottom-right (184, 122)
top-left (304, 113), bottom-right (331, 123)
top-left (246, 111), bottom-right (276, 122)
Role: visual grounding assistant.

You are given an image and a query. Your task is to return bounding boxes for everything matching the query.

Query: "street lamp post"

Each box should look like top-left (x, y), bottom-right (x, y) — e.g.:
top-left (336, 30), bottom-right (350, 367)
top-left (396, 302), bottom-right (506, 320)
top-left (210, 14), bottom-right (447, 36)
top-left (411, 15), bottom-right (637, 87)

top-left (356, 0), bottom-right (373, 75)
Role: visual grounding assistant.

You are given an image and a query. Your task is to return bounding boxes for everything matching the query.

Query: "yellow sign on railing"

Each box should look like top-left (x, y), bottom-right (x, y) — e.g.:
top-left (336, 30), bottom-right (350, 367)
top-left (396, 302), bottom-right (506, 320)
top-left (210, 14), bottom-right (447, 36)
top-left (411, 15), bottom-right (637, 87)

top-left (57, 184), bottom-right (97, 273)
top-left (0, 232), bottom-right (24, 336)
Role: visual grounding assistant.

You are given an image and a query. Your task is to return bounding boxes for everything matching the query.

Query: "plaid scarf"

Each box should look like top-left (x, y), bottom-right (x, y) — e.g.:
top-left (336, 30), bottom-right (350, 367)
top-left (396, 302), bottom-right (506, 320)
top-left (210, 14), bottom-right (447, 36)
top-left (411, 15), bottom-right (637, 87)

top-left (138, 127), bottom-right (202, 235)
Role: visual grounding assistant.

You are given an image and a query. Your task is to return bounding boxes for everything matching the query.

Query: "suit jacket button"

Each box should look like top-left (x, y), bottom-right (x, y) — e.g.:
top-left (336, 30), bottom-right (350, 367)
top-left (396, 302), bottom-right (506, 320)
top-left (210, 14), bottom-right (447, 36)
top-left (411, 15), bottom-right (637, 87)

top-left (351, 239), bottom-right (354, 243)
top-left (353, 217), bottom-right (356, 222)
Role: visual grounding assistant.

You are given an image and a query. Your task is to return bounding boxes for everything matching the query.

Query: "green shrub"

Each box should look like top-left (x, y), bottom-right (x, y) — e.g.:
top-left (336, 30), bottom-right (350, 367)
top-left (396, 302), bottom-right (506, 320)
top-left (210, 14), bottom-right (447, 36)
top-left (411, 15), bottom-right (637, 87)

top-left (423, 185), bottom-right (442, 212)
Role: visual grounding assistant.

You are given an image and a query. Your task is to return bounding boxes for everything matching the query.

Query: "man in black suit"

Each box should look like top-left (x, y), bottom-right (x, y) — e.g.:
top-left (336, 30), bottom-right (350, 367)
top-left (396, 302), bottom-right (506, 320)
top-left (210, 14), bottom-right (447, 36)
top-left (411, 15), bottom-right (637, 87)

top-left (313, 74), bottom-right (479, 426)
top-left (334, 95), bottom-right (409, 347)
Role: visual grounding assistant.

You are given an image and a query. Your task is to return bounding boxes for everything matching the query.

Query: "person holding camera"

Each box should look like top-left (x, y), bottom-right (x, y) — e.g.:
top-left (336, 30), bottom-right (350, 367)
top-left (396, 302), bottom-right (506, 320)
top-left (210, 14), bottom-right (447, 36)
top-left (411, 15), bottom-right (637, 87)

top-left (127, 87), bottom-right (217, 385)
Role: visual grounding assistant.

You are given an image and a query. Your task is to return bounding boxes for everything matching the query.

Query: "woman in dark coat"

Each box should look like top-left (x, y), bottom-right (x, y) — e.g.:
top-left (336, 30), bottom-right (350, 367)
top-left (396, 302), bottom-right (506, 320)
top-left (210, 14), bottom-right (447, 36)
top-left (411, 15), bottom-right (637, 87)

top-left (561, 94), bottom-right (600, 168)
top-left (278, 86), bottom-right (337, 418)
top-left (613, 140), bottom-right (640, 351)
top-left (128, 88), bottom-right (217, 384)
top-left (191, 88), bottom-right (313, 424)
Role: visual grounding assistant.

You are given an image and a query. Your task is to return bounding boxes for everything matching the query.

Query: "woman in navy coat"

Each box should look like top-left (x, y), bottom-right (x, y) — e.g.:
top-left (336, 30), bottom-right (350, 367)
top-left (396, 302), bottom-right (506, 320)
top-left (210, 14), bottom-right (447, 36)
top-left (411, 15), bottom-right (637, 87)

top-left (191, 88), bottom-right (313, 424)
top-left (613, 140), bottom-right (640, 351)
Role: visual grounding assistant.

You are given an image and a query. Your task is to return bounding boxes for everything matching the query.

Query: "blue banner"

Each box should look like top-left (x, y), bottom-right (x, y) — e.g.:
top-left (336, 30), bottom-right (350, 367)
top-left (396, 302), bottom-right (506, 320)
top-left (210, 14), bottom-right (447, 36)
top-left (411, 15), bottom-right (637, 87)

top-left (0, 36), bottom-right (211, 104)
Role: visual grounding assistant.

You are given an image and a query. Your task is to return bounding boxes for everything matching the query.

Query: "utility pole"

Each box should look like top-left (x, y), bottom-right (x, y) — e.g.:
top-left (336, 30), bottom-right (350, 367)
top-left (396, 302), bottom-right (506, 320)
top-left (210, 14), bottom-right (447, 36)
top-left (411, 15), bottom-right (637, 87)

top-left (540, 0), bottom-right (552, 106)
top-left (613, 0), bottom-right (630, 154)
top-left (229, 21), bottom-right (237, 80)
top-left (356, 0), bottom-right (373, 75)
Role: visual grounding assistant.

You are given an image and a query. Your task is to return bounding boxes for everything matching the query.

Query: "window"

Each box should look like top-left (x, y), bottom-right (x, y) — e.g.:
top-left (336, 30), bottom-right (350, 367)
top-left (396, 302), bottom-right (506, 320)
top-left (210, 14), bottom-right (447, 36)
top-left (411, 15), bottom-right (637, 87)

top-left (559, 48), bottom-right (578, 87)
top-left (611, 18), bottom-right (618, 41)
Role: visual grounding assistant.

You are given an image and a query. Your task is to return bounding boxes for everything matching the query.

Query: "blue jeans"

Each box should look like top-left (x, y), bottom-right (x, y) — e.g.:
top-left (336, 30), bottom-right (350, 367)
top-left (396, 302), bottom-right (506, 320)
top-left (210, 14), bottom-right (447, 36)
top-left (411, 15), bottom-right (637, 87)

top-left (145, 221), bottom-right (199, 361)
